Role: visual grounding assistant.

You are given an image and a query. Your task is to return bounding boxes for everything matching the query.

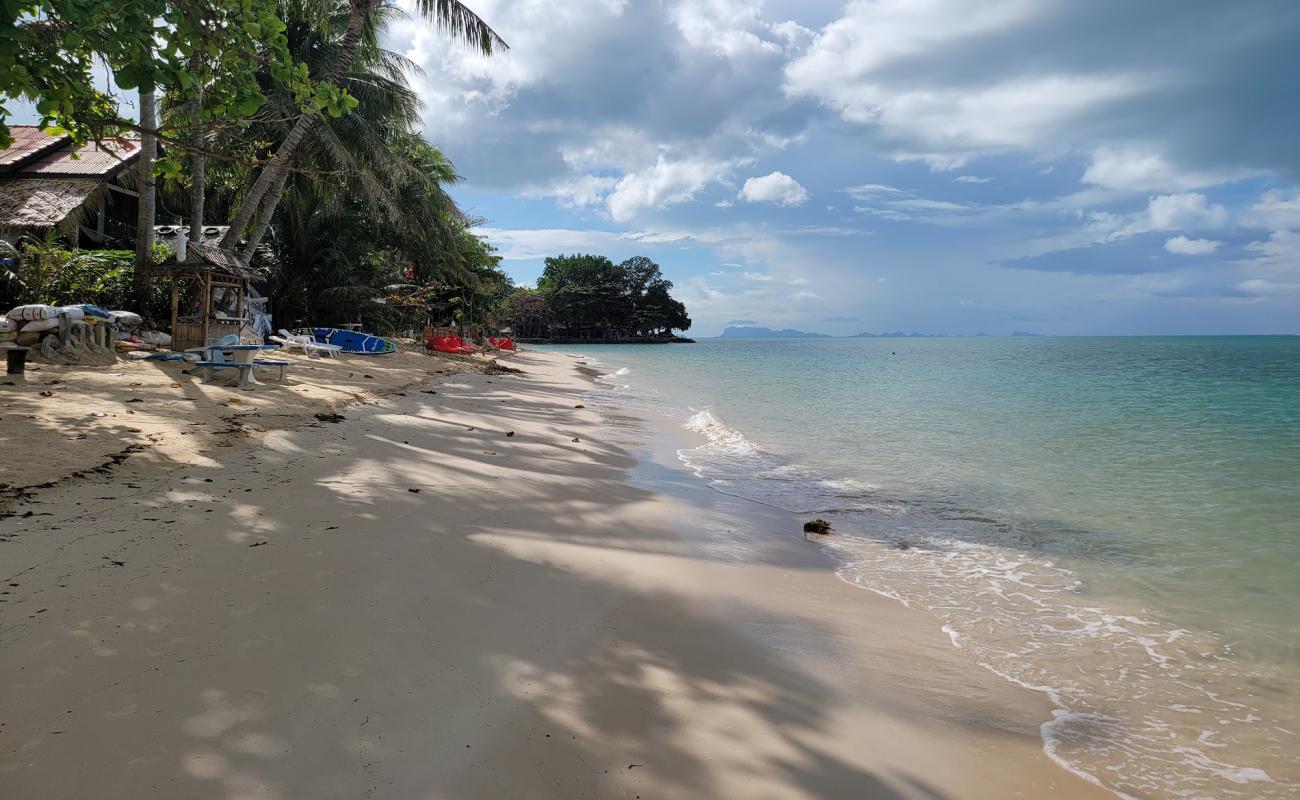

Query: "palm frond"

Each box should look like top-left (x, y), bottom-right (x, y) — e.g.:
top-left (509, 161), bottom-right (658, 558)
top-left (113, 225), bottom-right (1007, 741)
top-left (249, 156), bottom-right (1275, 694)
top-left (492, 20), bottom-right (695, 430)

top-left (411, 0), bottom-right (509, 55)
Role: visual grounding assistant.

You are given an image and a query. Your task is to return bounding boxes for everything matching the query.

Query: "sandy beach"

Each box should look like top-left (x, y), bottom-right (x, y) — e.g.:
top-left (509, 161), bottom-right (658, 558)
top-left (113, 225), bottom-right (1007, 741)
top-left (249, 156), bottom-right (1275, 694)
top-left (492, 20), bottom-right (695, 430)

top-left (1, 349), bottom-right (1113, 799)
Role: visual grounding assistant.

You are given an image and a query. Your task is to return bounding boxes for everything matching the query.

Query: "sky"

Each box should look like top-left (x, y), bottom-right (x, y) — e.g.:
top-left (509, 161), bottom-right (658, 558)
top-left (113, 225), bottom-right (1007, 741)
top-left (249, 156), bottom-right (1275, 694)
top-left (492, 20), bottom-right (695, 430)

top-left (388, 0), bottom-right (1300, 336)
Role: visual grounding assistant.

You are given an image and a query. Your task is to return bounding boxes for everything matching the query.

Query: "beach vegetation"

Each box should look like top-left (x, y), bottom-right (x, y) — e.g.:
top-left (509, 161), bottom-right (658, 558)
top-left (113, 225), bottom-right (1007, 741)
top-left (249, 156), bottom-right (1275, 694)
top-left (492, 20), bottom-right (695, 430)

top-left (217, 0), bottom-right (507, 259)
top-left (1, 0), bottom-right (300, 149)
top-left (187, 1), bottom-right (510, 331)
top-left (0, 234), bottom-right (172, 319)
top-left (533, 254), bottom-right (691, 340)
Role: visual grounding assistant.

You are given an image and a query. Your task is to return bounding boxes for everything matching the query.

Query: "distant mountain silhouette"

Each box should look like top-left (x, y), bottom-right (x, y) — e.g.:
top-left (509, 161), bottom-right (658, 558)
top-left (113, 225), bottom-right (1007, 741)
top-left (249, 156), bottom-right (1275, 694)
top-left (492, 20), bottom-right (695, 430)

top-left (1011, 330), bottom-right (1043, 336)
top-left (720, 326), bottom-right (832, 339)
top-left (852, 331), bottom-right (944, 338)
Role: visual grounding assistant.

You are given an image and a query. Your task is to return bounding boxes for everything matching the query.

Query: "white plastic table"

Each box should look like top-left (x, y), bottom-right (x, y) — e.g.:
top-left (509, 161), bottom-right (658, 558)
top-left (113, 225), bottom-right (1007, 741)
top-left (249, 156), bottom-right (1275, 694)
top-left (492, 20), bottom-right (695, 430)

top-left (208, 343), bottom-right (280, 388)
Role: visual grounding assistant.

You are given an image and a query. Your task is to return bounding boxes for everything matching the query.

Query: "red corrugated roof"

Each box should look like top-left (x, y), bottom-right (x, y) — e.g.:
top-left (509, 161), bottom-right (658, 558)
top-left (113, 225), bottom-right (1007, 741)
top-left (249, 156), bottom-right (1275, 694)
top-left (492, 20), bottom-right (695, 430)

top-left (1, 125), bottom-right (140, 177)
top-left (0, 125), bottom-right (70, 169)
top-left (21, 137), bottom-right (139, 177)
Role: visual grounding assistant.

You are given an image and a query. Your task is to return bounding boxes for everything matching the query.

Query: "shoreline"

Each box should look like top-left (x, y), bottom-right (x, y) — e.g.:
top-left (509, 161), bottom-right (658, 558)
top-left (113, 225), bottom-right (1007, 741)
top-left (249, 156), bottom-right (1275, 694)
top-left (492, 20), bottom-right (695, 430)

top-left (2, 350), bottom-right (1111, 798)
top-left (572, 353), bottom-right (1124, 798)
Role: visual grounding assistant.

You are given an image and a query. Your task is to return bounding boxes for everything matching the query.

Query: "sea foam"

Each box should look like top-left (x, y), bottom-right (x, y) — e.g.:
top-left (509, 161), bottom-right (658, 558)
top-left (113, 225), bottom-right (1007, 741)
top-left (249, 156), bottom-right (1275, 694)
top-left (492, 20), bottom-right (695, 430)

top-left (671, 406), bottom-right (1294, 800)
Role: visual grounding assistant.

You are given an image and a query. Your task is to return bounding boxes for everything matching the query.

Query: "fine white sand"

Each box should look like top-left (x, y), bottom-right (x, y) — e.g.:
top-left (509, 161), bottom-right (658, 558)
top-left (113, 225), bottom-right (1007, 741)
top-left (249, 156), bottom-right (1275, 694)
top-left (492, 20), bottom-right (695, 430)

top-left (0, 350), bottom-right (1114, 799)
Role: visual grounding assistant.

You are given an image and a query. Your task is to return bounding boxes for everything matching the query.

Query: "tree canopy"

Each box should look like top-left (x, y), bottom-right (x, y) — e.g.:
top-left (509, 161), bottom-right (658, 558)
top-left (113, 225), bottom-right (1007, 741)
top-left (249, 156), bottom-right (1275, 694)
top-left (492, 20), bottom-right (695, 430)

top-left (0, 0), bottom-right (330, 149)
top-left (528, 254), bottom-right (691, 339)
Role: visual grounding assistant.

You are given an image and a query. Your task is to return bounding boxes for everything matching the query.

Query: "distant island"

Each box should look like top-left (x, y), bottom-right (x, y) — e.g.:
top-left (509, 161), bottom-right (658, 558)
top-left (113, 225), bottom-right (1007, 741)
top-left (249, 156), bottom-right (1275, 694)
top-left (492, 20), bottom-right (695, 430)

top-left (720, 326), bottom-right (833, 338)
top-left (718, 328), bottom-right (1048, 339)
top-left (852, 331), bottom-right (944, 338)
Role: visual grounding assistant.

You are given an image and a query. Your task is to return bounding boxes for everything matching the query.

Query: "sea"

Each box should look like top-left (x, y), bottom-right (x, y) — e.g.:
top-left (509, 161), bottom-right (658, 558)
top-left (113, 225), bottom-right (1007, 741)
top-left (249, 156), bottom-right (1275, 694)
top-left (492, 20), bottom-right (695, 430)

top-left (536, 335), bottom-right (1300, 800)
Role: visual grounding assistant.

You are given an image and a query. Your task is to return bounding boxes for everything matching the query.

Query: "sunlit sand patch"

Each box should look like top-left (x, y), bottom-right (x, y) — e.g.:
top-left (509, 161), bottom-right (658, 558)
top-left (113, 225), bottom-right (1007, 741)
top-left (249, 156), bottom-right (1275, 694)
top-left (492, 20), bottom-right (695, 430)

top-left (129, 596), bottom-right (159, 612)
top-left (182, 689), bottom-right (263, 738)
top-left (304, 683), bottom-right (340, 700)
top-left (181, 750), bottom-right (230, 778)
top-left (226, 732), bottom-right (290, 759)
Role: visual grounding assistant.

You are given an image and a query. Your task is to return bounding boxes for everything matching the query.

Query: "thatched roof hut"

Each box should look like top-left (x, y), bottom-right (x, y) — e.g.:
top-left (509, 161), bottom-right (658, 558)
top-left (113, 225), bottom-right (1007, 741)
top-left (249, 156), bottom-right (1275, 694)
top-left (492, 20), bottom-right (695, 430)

top-left (150, 243), bottom-right (264, 351)
top-left (0, 126), bottom-right (140, 245)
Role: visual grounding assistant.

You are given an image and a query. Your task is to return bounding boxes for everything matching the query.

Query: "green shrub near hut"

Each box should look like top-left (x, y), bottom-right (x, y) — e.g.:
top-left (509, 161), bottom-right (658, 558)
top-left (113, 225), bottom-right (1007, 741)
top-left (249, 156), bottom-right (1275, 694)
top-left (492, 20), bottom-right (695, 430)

top-left (0, 237), bottom-right (171, 323)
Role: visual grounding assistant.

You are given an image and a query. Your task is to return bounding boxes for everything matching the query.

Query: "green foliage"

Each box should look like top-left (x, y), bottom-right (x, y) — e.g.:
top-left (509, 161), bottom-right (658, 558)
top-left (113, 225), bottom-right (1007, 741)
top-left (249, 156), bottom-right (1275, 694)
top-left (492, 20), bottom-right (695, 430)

top-left (535, 255), bottom-right (691, 338)
top-left (500, 288), bottom-right (551, 338)
top-left (0, 236), bottom-right (170, 322)
top-left (0, 0), bottom-right (339, 149)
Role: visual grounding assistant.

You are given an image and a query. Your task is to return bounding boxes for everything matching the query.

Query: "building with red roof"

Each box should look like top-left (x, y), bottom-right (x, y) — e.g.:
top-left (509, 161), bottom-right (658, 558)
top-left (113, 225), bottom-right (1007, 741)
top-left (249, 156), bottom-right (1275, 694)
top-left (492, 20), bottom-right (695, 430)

top-left (0, 125), bottom-right (142, 247)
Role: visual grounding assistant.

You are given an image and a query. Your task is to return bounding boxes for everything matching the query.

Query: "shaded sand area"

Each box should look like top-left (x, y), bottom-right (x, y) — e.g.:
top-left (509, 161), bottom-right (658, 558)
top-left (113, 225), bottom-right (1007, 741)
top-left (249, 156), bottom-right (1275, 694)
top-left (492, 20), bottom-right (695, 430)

top-left (0, 350), bottom-right (1113, 799)
top-left (0, 346), bottom-right (488, 498)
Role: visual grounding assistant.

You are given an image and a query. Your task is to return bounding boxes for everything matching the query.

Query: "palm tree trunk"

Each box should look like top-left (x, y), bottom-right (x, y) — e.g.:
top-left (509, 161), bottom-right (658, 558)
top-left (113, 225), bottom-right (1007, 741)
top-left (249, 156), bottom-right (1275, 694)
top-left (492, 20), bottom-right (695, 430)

top-left (133, 85), bottom-right (157, 300)
top-left (239, 168), bottom-right (290, 263)
top-left (220, 2), bottom-right (372, 253)
top-left (188, 150), bottom-right (205, 252)
top-left (187, 53), bottom-right (205, 253)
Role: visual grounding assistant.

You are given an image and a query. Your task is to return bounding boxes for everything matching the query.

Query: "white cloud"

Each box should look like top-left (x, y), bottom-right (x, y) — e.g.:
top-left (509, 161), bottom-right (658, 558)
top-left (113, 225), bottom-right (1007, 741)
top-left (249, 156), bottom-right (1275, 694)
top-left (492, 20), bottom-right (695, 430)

top-left (526, 175), bottom-right (618, 208)
top-left (672, 0), bottom-right (787, 59)
top-left (1082, 148), bottom-right (1245, 192)
top-left (1246, 229), bottom-right (1300, 258)
top-left (1146, 193), bottom-right (1230, 231)
top-left (607, 156), bottom-right (745, 221)
top-left (477, 225), bottom-right (695, 260)
top-left (845, 183), bottom-right (907, 199)
top-left (785, 0), bottom-right (1152, 166)
top-left (1114, 193), bottom-right (1230, 238)
top-left (846, 182), bottom-right (983, 223)
top-left (739, 171), bottom-right (810, 206)
top-left (791, 290), bottom-right (819, 301)
top-left (743, 271), bottom-right (773, 281)
top-left (1163, 236), bottom-right (1221, 256)
top-left (955, 175), bottom-right (992, 184)
top-left (1242, 190), bottom-right (1300, 231)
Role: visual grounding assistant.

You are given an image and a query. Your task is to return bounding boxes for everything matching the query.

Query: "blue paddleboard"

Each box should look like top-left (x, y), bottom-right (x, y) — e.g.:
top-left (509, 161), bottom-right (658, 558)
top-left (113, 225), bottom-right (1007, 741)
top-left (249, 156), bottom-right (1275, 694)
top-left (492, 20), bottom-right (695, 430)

top-left (311, 328), bottom-right (396, 355)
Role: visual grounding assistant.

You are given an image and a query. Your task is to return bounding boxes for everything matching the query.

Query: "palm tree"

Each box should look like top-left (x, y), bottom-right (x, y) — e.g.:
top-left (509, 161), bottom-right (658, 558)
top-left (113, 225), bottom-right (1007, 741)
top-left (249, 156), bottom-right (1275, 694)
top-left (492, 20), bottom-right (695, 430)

top-left (132, 85), bottom-right (157, 301)
top-left (236, 0), bottom-right (430, 261)
top-left (219, 0), bottom-right (506, 257)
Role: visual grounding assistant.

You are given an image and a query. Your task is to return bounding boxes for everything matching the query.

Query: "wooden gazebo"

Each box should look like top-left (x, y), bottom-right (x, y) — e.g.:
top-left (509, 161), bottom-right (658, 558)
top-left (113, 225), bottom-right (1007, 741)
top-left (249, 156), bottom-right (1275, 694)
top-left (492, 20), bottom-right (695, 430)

top-left (152, 242), bottom-right (260, 351)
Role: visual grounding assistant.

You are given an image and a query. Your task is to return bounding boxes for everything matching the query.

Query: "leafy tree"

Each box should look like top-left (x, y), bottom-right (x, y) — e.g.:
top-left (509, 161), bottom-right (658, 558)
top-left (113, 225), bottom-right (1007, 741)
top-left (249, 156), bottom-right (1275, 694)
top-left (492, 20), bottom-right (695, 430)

top-left (639, 280), bottom-right (691, 335)
top-left (536, 254), bottom-right (690, 339)
top-left (500, 288), bottom-right (550, 338)
top-left (616, 256), bottom-right (690, 335)
top-left (1, 0), bottom-right (302, 148)
top-left (537, 254), bottom-right (630, 337)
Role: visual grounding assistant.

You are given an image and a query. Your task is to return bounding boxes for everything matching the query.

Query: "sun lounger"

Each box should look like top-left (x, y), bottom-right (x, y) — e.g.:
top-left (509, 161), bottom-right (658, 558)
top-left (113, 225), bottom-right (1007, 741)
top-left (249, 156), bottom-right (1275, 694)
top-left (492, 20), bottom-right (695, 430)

top-left (270, 329), bottom-right (342, 358)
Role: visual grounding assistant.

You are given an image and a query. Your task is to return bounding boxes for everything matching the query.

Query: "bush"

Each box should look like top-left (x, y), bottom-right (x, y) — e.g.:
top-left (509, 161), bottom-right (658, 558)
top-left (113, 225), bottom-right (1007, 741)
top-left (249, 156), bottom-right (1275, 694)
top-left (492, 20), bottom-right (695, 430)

top-left (0, 237), bottom-right (171, 325)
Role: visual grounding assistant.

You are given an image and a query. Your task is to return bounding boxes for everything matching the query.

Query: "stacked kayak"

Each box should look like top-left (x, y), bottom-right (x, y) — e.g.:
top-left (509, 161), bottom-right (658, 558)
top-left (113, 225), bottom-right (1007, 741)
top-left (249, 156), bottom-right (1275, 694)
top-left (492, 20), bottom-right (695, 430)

top-left (311, 328), bottom-right (396, 355)
top-left (486, 337), bottom-right (515, 350)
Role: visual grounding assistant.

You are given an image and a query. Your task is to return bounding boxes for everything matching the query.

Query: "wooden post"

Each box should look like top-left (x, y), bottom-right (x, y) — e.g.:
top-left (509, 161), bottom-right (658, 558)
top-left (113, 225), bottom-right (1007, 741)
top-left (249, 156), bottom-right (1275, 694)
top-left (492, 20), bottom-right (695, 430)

top-left (170, 277), bottom-right (179, 338)
top-left (201, 272), bottom-right (212, 346)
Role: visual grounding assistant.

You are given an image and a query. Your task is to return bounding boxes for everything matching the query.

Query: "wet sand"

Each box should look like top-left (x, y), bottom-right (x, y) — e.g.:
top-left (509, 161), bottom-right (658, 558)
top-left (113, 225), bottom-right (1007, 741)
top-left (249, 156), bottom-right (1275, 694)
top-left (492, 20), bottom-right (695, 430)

top-left (0, 350), bottom-right (1114, 799)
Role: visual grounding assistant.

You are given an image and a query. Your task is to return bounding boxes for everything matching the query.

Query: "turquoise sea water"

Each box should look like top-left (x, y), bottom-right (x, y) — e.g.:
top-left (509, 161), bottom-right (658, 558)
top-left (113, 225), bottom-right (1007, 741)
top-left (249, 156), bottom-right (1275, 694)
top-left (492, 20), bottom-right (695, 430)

top-left (538, 336), bottom-right (1300, 800)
